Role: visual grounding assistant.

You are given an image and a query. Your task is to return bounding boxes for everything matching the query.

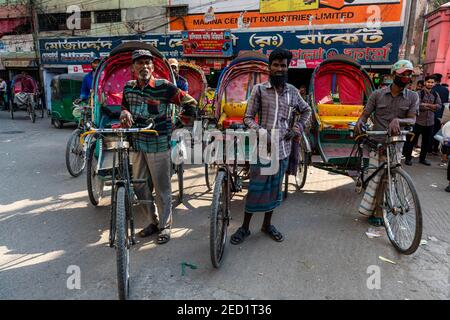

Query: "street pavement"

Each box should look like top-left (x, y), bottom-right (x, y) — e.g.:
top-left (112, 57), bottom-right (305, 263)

top-left (0, 110), bottom-right (449, 300)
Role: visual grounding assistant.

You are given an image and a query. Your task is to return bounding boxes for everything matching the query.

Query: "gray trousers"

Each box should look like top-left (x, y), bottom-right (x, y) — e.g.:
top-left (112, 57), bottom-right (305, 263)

top-left (132, 150), bottom-right (172, 230)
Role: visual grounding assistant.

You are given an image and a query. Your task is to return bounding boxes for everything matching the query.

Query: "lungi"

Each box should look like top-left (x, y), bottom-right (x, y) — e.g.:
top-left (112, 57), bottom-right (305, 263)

top-left (245, 158), bottom-right (288, 214)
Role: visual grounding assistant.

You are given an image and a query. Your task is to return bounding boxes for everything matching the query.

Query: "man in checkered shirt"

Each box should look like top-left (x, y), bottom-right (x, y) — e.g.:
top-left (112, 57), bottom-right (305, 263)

top-left (120, 49), bottom-right (197, 244)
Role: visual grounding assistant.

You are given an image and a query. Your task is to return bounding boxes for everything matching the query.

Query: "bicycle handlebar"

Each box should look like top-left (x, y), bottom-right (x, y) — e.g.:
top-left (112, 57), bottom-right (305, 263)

top-left (365, 130), bottom-right (412, 136)
top-left (80, 121), bottom-right (158, 145)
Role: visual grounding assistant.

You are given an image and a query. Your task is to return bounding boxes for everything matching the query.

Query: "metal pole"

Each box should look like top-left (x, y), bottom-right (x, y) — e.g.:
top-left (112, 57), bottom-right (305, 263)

top-left (29, 0), bottom-right (46, 112)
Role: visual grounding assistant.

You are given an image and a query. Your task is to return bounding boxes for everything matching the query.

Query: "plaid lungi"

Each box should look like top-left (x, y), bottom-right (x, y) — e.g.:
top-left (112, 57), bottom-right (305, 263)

top-left (245, 158), bottom-right (288, 214)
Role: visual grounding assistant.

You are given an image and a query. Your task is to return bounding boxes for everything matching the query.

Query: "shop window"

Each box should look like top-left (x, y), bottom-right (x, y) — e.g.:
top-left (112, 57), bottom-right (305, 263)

top-left (94, 10), bottom-right (122, 24)
top-left (38, 12), bottom-right (91, 31)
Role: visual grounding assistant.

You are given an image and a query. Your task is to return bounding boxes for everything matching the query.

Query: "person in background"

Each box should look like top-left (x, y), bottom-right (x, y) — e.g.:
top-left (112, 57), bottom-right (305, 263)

top-left (0, 77), bottom-right (7, 110)
top-left (430, 73), bottom-right (450, 155)
top-left (403, 75), bottom-right (441, 166)
top-left (415, 80), bottom-right (424, 91)
top-left (79, 57), bottom-right (100, 102)
top-left (298, 84), bottom-right (307, 101)
top-left (167, 58), bottom-right (188, 92)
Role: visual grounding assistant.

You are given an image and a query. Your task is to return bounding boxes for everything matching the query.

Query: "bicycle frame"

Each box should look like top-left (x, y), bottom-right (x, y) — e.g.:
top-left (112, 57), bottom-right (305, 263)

top-left (355, 130), bottom-right (410, 205)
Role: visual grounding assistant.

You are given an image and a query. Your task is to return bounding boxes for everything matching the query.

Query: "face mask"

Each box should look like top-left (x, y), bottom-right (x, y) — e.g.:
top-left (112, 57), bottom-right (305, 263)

top-left (393, 75), bottom-right (410, 88)
top-left (269, 73), bottom-right (288, 88)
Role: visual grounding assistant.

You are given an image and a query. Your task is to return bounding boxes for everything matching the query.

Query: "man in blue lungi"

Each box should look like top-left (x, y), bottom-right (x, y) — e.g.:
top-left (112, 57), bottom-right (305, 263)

top-left (230, 48), bottom-right (312, 244)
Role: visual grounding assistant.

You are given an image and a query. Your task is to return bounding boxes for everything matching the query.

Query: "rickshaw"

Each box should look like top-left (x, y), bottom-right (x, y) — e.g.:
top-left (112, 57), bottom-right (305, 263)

top-left (83, 41), bottom-right (183, 299)
top-left (50, 73), bottom-right (84, 129)
top-left (10, 73), bottom-right (44, 122)
top-left (207, 51), bottom-right (271, 268)
top-left (177, 61), bottom-right (208, 126)
top-left (295, 55), bottom-right (422, 254)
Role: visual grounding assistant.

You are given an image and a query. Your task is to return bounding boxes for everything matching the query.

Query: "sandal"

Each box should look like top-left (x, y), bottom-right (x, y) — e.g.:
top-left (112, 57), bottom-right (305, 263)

top-left (157, 229), bottom-right (171, 244)
top-left (368, 216), bottom-right (384, 227)
top-left (230, 227), bottom-right (251, 245)
top-left (261, 225), bottom-right (284, 242)
top-left (138, 224), bottom-right (159, 238)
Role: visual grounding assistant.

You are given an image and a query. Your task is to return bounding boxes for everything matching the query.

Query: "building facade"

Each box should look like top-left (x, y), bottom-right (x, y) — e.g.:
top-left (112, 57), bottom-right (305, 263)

top-left (423, 2), bottom-right (450, 81)
top-left (1, 1), bottom-right (422, 109)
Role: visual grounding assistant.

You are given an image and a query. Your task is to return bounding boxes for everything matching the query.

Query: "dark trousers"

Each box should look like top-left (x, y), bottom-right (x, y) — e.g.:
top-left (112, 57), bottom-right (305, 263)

top-left (430, 119), bottom-right (441, 153)
top-left (403, 123), bottom-right (434, 161)
top-left (0, 92), bottom-right (6, 108)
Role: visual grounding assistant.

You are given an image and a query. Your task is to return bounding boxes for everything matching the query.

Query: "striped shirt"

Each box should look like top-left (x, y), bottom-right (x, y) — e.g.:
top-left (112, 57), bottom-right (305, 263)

top-left (244, 81), bottom-right (312, 160)
top-left (121, 78), bottom-right (196, 153)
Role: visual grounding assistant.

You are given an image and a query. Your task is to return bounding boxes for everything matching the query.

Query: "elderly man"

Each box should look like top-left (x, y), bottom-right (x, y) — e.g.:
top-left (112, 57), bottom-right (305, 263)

top-left (120, 50), bottom-right (197, 244)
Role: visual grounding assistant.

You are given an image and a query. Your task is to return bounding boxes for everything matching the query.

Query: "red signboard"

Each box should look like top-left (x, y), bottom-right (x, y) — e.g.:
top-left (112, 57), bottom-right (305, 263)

top-left (182, 30), bottom-right (233, 57)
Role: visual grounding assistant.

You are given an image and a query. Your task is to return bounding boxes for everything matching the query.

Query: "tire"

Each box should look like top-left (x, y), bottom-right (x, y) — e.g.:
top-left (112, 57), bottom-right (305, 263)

top-left (205, 163), bottom-right (217, 191)
top-left (210, 170), bottom-right (229, 268)
top-left (115, 186), bottom-right (130, 300)
top-left (295, 145), bottom-right (309, 190)
top-left (87, 140), bottom-right (104, 206)
top-left (53, 119), bottom-right (64, 129)
top-left (381, 167), bottom-right (422, 255)
top-left (204, 137), bottom-right (217, 191)
top-left (177, 163), bottom-right (184, 203)
top-left (65, 129), bottom-right (86, 177)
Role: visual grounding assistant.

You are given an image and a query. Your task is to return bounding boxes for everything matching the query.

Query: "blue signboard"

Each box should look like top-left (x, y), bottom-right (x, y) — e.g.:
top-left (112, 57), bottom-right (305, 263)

top-left (39, 26), bottom-right (402, 67)
top-left (232, 26), bottom-right (403, 66)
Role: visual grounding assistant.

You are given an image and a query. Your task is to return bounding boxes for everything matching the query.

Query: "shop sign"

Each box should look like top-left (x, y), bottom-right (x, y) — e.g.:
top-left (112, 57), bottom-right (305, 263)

top-left (234, 26), bottom-right (402, 66)
top-left (3, 60), bottom-right (31, 67)
top-left (182, 30), bottom-right (233, 57)
top-left (169, 0), bottom-right (403, 31)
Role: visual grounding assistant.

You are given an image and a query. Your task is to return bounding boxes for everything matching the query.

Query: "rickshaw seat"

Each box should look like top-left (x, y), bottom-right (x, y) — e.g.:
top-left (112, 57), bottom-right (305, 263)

top-left (222, 117), bottom-right (244, 129)
top-left (317, 104), bottom-right (364, 129)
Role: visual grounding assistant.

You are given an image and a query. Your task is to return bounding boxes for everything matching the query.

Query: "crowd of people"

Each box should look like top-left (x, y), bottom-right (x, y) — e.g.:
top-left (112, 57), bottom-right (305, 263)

top-left (402, 73), bottom-right (450, 192)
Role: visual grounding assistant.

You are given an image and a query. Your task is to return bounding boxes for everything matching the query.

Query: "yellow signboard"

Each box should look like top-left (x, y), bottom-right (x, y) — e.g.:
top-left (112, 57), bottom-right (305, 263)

top-left (260, 0), bottom-right (319, 13)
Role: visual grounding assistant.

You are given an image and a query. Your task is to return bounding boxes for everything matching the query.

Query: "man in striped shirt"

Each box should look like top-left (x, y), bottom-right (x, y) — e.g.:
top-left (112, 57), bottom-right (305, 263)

top-left (230, 48), bottom-right (311, 245)
top-left (120, 49), bottom-right (196, 244)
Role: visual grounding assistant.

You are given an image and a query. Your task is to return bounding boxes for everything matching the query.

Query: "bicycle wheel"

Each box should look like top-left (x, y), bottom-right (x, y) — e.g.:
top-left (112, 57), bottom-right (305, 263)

top-left (210, 170), bottom-right (229, 268)
top-left (87, 140), bottom-right (104, 206)
top-left (115, 186), bottom-right (130, 300)
top-left (65, 129), bottom-right (86, 177)
top-left (381, 167), bottom-right (422, 255)
top-left (205, 163), bottom-right (217, 191)
top-left (295, 141), bottom-right (308, 190)
top-left (177, 162), bottom-right (184, 203)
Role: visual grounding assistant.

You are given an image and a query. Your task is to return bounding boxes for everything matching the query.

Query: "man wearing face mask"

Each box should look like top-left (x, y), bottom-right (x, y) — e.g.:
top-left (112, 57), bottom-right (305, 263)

top-left (229, 48), bottom-right (311, 244)
top-left (119, 50), bottom-right (197, 244)
top-left (355, 60), bottom-right (419, 226)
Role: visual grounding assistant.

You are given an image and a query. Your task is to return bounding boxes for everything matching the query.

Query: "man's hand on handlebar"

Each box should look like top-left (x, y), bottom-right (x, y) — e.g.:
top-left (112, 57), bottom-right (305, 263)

top-left (355, 119), bottom-right (366, 135)
top-left (388, 118), bottom-right (401, 136)
top-left (120, 110), bottom-right (134, 128)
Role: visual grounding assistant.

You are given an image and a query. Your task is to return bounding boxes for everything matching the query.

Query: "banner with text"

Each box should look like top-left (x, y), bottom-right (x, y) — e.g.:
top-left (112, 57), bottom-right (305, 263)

top-left (182, 30), bottom-right (233, 57)
top-left (169, 0), bottom-right (403, 31)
